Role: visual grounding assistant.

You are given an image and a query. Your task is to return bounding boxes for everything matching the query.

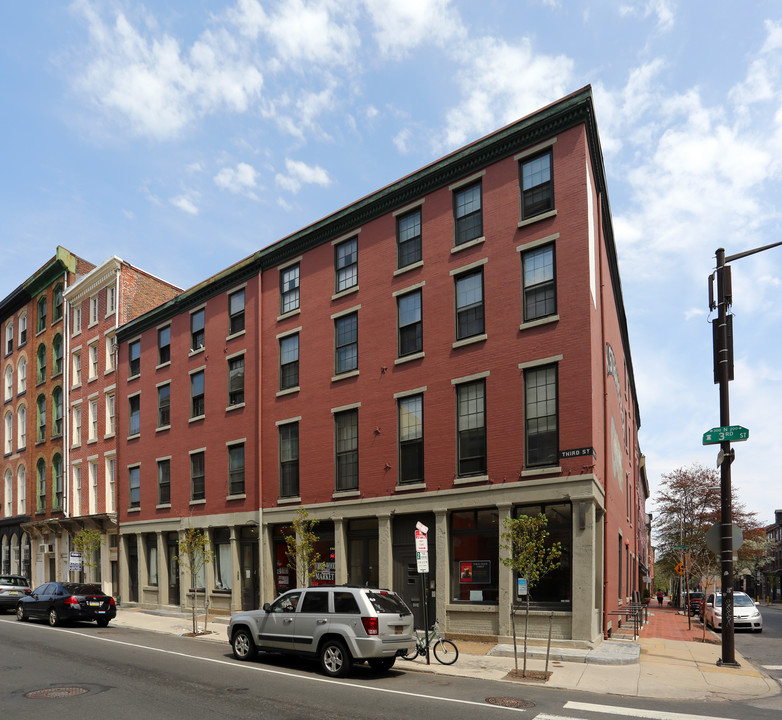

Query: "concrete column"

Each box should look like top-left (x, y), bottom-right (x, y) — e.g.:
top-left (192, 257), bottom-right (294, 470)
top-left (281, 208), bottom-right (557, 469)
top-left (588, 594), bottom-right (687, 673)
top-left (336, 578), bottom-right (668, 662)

top-left (496, 503), bottom-right (513, 639)
top-left (118, 534), bottom-right (130, 606)
top-left (377, 514), bottom-right (393, 590)
top-left (333, 518), bottom-right (347, 585)
top-left (434, 510), bottom-right (448, 629)
top-left (230, 526), bottom-right (241, 612)
top-left (571, 499), bottom-right (597, 642)
top-left (136, 532), bottom-right (147, 606)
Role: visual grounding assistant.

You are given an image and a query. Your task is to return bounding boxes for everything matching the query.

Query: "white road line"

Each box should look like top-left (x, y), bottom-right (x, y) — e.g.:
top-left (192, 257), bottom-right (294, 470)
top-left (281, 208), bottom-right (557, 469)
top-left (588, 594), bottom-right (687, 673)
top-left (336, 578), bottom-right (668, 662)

top-left (564, 701), bottom-right (738, 720)
top-left (762, 665), bottom-right (782, 670)
top-left (9, 622), bottom-right (530, 714)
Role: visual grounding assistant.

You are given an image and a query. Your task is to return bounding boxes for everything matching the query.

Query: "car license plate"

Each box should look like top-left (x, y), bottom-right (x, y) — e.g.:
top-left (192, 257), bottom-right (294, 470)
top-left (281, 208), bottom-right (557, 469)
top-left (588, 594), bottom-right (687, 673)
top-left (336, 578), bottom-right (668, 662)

top-left (8, 591), bottom-right (19, 596)
top-left (88, 601), bottom-right (101, 607)
top-left (394, 626), bottom-right (403, 634)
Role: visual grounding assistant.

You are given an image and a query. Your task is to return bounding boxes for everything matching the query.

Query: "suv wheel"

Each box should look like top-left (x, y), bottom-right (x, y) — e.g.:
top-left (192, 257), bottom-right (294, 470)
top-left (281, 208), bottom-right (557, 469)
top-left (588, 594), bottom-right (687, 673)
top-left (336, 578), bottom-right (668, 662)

top-left (231, 628), bottom-right (257, 661)
top-left (320, 639), bottom-right (352, 678)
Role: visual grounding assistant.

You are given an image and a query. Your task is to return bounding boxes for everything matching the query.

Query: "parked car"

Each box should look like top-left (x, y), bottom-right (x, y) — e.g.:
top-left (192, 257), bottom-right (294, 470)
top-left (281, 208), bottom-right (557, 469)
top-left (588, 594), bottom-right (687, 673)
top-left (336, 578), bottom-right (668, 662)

top-left (16, 582), bottom-right (116, 627)
top-left (0, 575), bottom-right (31, 612)
top-left (702, 591), bottom-right (762, 633)
top-left (685, 591), bottom-right (704, 616)
top-left (227, 586), bottom-right (416, 677)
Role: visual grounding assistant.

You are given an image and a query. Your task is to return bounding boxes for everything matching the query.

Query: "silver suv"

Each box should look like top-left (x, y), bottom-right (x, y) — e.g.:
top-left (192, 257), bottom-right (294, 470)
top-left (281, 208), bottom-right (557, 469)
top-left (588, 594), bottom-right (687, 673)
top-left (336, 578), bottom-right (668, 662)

top-left (228, 586), bottom-right (415, 677)
top-left (0, 575), bottom-right (31, 613)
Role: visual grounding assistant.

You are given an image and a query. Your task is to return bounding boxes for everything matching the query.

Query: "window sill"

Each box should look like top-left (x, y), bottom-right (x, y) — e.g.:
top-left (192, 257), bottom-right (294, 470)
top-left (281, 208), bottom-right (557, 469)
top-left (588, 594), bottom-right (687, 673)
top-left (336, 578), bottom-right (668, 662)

top-left (453, 474), bottom-right (489, 485)
top-left (87, 438), bottom-right (97, 445)
top-left (277, 308), bottom-right (301, 322)
top-left (227, 493), bottom-right (246, 500)
top-left (104, 367), bottom-right (115, 375)
top-left (520, 465), bottom-right (561, 477)
top-left (189, 415), bottom-right (205, 424)
top-left (393, 260), bottom-right (423, 276)
top-left (445, 602), bottom-right (498, 611)
top-left (332, 489), bottom-right (360, 499)
top-left (127, 507), bottom-right (141, 513)
top-left (226, 329), bottom-right (246, 341)
top-left (128, 373), bottom-right (141, 382)
top-left (278, 495), bottom-right (301, 504)
top-left (452, 334), bottom-right (487, 349)
top-left (332, 370), bottom-right (359, 383)
top-left (451, 236), bottom-right (485, 254)
top-left (16, 390), bottom-right (26, 398)
top-left (332, 285), bottom-right (359, 301)
top-left (276, 387), bottom-right (299, 398)
top-left (395, 351), bottom-right (424, 366)
top-left (156, 503), bottom-right (171, 509)
top-left (127, 433), bottom-right (141, 441)
top-left (87, 376), bottom-right (97, 384)
top-left (190, 499), bottom-right (206, 506)
top-left (156, 425), bottom-right (171, 433)
top-left (226, 402), bottom-right (245, 412)
top-left (189, 347), bottom-right (205, 357)
top-left (518, 209), bottom-right (557, 228)
top-left (72, 383), bottom-right (82, 390)
top-left (519, 314), bottom-right (559, 331)
top-left (104, 432), bottom-right (115, 440)
top-left (395, 482), bottom-right (426, 492)
top-left (156, 361), bottom-right (171, 370)
top-left (71, 442), bottom-right (81, 450)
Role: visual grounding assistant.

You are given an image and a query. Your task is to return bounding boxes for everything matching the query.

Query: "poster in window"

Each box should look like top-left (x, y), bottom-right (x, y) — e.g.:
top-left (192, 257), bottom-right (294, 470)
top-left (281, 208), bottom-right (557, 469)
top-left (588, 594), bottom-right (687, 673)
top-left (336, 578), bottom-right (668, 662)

top-left (460, 560), bottom-right (490, 584)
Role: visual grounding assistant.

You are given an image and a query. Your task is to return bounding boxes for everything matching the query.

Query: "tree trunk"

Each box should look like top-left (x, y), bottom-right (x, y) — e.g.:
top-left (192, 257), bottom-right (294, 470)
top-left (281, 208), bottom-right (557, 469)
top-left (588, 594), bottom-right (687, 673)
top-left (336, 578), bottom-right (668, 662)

top-left (523, 593), bottom-right (530, 678)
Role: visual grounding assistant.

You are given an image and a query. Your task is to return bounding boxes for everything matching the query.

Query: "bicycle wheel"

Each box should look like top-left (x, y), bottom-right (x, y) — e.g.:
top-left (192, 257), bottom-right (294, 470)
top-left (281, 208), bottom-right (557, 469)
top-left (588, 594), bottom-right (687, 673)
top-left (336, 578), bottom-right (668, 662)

top-left (433, 639), bottom-right (459, 665)
top-left (401, 642), bottom-right (421, 660)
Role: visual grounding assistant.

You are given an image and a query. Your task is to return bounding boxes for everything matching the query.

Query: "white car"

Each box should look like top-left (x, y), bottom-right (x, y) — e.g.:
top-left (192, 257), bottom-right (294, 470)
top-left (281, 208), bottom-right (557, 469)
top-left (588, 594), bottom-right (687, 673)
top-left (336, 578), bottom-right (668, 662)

top-left (703, 591), bottom-right (762, 633)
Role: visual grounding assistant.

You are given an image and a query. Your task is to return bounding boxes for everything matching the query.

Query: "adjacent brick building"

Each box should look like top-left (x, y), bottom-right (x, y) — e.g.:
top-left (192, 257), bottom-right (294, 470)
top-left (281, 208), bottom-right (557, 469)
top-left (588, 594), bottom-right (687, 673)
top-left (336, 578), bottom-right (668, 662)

top-left (1, 247), bottom-right (95, 582)
top-left (115, 87), bottom-right (648, 645)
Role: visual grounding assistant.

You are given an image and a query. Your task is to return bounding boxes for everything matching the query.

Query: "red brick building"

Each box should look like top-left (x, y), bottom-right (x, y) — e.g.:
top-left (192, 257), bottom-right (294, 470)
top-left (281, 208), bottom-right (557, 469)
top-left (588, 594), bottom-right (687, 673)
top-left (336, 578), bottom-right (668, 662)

top-left (1, 247), bottom-right (95, 584)
top-left (116, 87), bottom-right (647, 644)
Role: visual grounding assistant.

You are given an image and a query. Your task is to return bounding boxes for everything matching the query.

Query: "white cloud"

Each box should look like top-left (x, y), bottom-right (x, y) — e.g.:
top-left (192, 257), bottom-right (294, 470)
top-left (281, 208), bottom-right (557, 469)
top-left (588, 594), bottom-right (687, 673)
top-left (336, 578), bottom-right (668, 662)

top-left (439, 37), bottom-right (574, 150)
top-left (71, 0), bottom-right (263, 140)
top-left (618, 0), bottom-right (676, 32)
top-left (214, 162), bottom-right (259, 198)
top-left (275, 159), bottom-right (332, 194)
top-left (363, 0), bottom-right (464, 58)
top-left (170, 194), bottom-right (199, 215)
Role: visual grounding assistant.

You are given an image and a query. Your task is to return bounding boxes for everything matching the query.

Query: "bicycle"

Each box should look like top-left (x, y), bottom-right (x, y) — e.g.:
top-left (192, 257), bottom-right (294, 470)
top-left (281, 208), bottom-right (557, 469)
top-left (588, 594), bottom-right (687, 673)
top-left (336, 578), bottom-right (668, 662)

top-left (402, 619), bottom-right (459, 665)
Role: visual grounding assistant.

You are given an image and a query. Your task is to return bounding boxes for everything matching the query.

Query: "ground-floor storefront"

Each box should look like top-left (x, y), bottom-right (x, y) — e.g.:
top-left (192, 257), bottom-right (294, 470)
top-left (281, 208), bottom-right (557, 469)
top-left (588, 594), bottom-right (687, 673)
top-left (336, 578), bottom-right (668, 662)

top-left (1, 518), bottom-right (32, 579)
top-left (115, 475), bottom-right (607, 645)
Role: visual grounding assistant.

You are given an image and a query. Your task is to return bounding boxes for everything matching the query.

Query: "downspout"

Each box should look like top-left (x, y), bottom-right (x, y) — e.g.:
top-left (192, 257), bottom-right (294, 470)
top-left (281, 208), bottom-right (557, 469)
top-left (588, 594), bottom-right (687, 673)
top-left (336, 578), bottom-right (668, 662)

top-left (114, 266), bottom-right (121, 600)
top-left (63, 272), bottom-right (70, 521)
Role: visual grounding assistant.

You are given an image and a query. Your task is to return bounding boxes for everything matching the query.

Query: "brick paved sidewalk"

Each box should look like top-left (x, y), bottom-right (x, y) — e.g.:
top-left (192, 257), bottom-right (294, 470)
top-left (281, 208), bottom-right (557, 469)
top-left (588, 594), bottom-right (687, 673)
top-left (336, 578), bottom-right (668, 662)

top-left (643, 602), bottom-right (719, 644)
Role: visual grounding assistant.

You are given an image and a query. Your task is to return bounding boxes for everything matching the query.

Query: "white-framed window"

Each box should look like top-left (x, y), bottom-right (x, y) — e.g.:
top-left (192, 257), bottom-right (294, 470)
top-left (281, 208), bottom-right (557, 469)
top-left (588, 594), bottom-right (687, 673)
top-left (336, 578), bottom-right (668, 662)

top-left (72, 464), bottom-right (82, 516)
top-left (335, 237), bottom-right (358, 293)
top-left (89, 295), bottom-right (99, 326)
top-left (17, 404), bottom-right (26, 450)
top-left (4, 322), bottom-right (12, 355)
top-left (107, 286), bottom-right (116, 315)
top-left (105, 455), bottom-right (116, 513)
top-left (17, 465), bottom-right (26, 515)
top-left (520, 150), bottom-right (554, 220)
top-left (4, 365), bottom-right (12, 402)
top-left (88, 460), bottom-right (98, 514)
top-left (17, 357), bottom-right (26, 394)
top-left (128, 465), bottom-right (140, 508)
top-left (105, 333), bottom-right (116, 372)
top-left (105, 392), bottom-right (115, 436)
top-left (88, 343), bottom-right (99, 380)
top-left (18, 311), bottom-right (27, 345)
top-left (4, 469), bottom-right (12, 516)
top-left (88, 398), bottom-right (98, 442)
top-left (72, 404), bottom-right (82, 447)
top-left (72, 351), bottom-right (82, 386)
top-left (72, 306), bottom-right (82, 335)
top-left (4, 411), bottom-right (12, 454)
top-left (128, 394), bottom-right (140, 437)
top-left (280, 263), bottom-right (300, 314)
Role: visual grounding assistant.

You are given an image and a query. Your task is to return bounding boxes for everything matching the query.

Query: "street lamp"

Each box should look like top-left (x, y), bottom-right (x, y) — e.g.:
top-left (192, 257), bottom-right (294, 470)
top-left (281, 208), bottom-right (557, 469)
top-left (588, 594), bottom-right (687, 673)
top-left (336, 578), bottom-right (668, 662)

top-left (709, 241), bottom-right (782, 668)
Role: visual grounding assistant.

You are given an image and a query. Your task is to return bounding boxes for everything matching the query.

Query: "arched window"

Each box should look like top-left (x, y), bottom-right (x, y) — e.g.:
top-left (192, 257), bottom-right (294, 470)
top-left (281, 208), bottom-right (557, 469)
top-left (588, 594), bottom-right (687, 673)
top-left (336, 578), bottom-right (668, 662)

top-left (17, 356), bottom-right (26, 394)
top-left (4, 411), bottom-right (11, 455)
top-left (36, 395), bottom-right (46, 442)
top-left (3, 365), bottom-right (11, 402)
top-left (52, 387), bottom-right (63, 437)
top-left (4, 468), bottom-right (12, 517)
top-left (36, 344), bottom-right (46, 384)
top-left (36, 458), bottom-right (46, 512)
top-left (52, 334), bottom-right (63, 376)
top-left (52, 454), bottom-right (63, 509)
top-left (4, 321), bottom-right (12, 355)
top-left (53, 284), bottom-right (63, 322)
top-left (18, 311), bottom-right (27, 346)
top-left (17, 465), bottom-right (26, 516)
top-left (17, 404), bottom-right (26, 449)
top-left (37, 296), bottom-right (47, 333)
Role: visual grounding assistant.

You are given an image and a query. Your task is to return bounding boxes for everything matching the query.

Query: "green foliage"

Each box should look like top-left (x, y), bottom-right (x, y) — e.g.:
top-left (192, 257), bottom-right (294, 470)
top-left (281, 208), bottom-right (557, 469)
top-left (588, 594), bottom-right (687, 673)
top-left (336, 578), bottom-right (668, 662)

top-left (500, 513), bottom-right (562, 590)
top-left (72, 528), bottom-right (103, 570)
top-left (178, 527), bottom-right (214, 634)
top-left (285, 508), bottom-right (321, 587)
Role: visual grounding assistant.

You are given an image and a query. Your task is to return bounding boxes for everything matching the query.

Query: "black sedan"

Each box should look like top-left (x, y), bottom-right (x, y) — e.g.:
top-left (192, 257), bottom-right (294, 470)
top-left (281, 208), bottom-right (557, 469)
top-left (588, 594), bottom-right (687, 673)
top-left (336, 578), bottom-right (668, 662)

top-left (16, 582), bottom-right (116, 627)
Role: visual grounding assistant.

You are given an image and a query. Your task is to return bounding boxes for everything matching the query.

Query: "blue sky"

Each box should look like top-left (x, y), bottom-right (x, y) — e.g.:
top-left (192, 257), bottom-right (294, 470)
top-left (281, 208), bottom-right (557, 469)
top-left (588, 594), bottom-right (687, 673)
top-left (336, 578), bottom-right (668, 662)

top-left (2, 1), bottom-right (780, 524)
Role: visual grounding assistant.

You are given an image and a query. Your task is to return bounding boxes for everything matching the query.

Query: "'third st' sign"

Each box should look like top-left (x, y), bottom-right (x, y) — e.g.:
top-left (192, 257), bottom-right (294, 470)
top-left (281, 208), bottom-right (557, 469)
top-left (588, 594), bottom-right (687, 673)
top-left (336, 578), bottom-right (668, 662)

top-left (702, 425), bottom-right (749, 445)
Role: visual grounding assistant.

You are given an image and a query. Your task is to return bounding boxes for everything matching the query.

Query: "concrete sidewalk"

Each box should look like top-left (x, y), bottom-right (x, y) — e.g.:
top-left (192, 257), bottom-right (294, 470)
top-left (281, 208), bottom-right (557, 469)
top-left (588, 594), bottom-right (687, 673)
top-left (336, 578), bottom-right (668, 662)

top-left (109, 605), bottom-right (780, 702)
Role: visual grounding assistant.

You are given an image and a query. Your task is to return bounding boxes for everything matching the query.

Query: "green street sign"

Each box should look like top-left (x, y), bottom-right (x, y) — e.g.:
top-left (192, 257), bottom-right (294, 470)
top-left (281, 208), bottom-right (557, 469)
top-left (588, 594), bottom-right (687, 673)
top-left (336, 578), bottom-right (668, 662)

top-left (673, 545), bottom-right (689, 550)
top-left (702, 425), bottom-right (749, 445)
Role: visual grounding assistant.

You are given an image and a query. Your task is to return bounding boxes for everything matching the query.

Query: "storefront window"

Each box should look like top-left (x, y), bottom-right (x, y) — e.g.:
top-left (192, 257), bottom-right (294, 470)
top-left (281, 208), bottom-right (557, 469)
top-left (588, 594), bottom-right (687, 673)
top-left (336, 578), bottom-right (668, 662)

top-left (147, 535), bottom-right (158, 586)
top-left (214, 528), bottom-right (232, 590)
top-left (450, 509), bottom-right (499, 603)
top-left (273, 525), bottom-right (293, 594)
top-left (312, 521), bottom-right (335, 586)
top-left (513, 503), bottom-right (572, 609)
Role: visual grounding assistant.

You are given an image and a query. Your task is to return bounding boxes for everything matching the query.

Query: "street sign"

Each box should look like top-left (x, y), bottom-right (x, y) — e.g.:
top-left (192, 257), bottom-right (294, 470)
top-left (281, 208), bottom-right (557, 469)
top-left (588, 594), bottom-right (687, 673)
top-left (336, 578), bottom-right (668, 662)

top-left (673, 545), bottom-right (689, 551)
top-left (69, 552), bottom-right (82, 572)
top-left (517, 578), bottom-right (528, 597)
top-left (702, 425), bottom-right (749, 445)
top-left (416, 550), bottom-right (429, 573)
top-left (414, 530), bottom-right (428, 552)
top-left (674, 561), bottom-right (684, 575)
top-left (704, 523), bottom-right (744, 555)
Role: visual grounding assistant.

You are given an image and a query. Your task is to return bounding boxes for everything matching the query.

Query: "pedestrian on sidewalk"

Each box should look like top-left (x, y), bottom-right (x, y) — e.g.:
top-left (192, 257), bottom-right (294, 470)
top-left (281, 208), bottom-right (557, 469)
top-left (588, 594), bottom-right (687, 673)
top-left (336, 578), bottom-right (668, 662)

top-left (656, 589), bottom-right (664, 606)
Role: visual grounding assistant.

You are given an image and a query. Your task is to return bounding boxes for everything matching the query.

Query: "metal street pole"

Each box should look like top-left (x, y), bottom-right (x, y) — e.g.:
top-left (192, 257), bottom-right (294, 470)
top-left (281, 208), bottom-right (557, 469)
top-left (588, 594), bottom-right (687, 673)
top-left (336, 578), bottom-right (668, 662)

top-left (714, 248), bottom-right (736, 666)
top-left (711, 239), bottom-right (782, 667)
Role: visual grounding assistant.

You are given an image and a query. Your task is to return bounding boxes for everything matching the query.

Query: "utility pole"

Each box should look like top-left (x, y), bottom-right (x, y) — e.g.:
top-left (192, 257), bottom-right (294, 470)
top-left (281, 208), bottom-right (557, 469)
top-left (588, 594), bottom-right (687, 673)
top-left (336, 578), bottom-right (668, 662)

top-left (710, 240), bottom-right (782, 667)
